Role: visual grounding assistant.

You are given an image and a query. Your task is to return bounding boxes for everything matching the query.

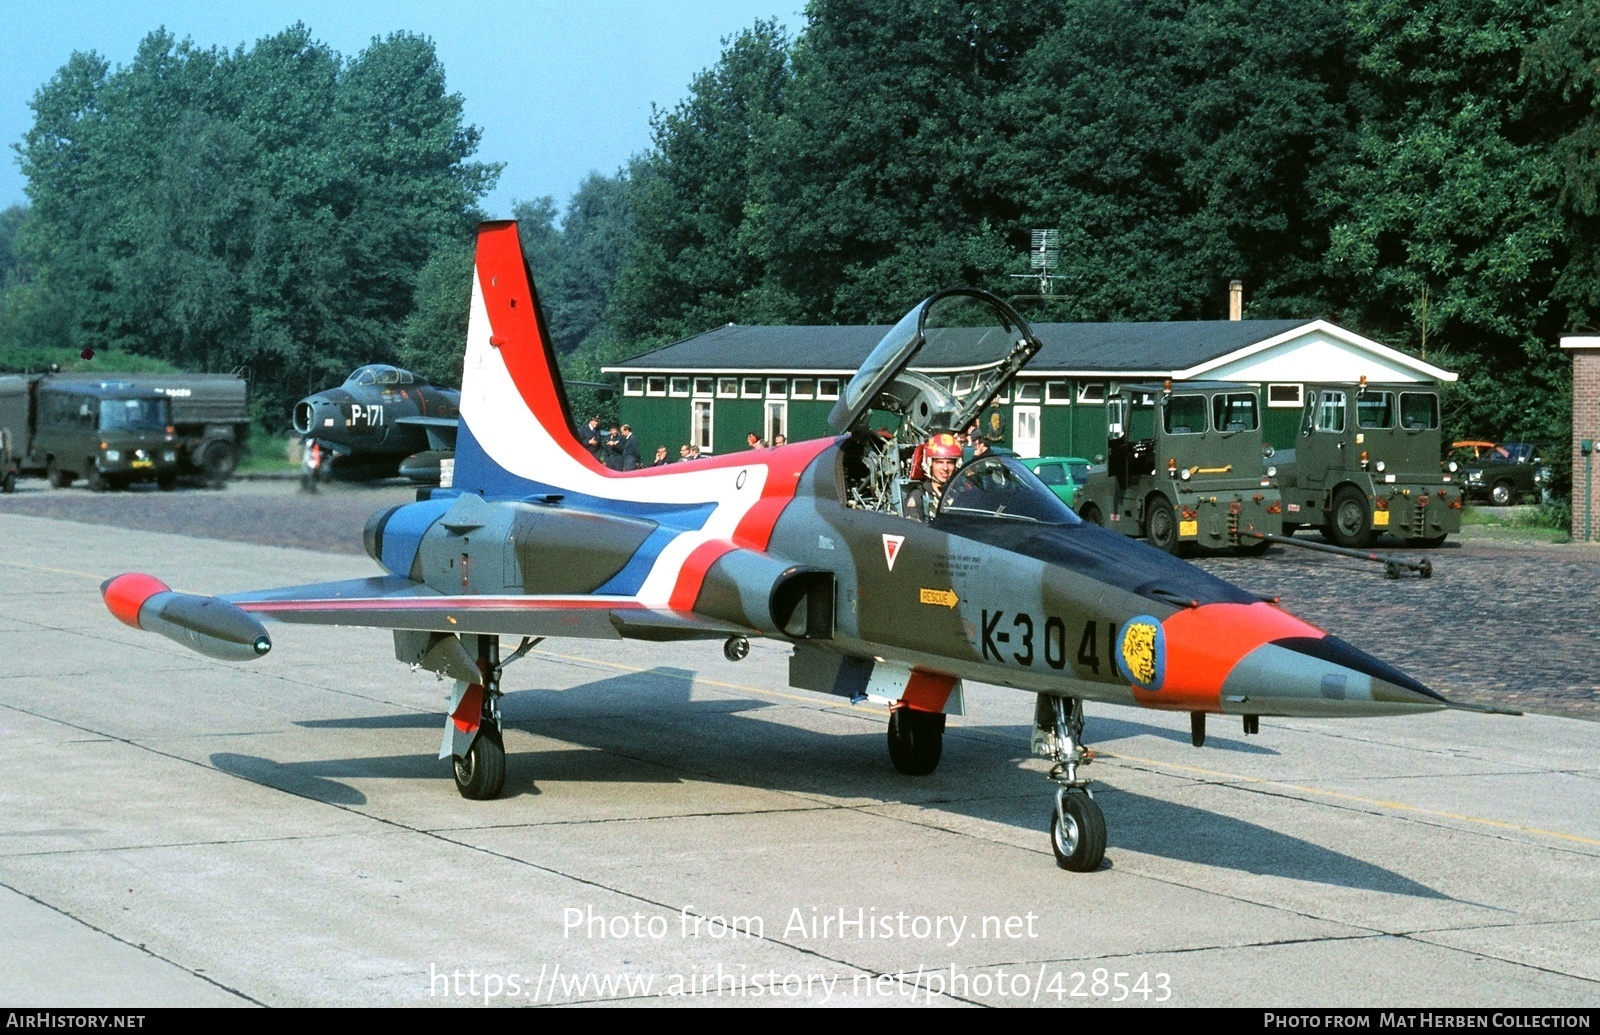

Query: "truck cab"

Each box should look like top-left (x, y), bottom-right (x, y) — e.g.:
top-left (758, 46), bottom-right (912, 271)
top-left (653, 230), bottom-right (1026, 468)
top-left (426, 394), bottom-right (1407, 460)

top-left (1074, 381), bottom-right (1282, 554)
top-left (1275, 382), bottom-right (1460, 547)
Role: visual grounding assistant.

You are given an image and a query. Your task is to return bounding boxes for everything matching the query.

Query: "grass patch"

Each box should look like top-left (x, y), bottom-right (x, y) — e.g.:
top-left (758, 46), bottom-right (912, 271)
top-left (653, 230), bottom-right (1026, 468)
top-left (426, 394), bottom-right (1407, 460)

top-left (1461, 503), bottom-right (1573, 543)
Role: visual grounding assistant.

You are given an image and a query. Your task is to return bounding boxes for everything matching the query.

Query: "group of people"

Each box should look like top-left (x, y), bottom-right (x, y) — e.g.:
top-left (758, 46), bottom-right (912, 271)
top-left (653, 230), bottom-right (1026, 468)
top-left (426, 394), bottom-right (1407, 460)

top-left (579, 415), bottom-right (723, 469)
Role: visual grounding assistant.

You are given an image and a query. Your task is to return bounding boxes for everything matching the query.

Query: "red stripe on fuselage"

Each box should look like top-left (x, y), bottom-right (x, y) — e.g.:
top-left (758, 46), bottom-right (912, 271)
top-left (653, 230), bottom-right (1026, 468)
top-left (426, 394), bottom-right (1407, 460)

top-left (1132, 601), bottom-right (1324, 711)
top-left (102, 573), bottom-right (171, 629)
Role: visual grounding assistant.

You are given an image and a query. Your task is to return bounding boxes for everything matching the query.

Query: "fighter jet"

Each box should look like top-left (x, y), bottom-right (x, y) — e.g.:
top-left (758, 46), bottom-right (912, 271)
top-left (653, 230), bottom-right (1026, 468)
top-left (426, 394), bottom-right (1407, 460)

top-left (292, 364), bottom-right (460, 481)
top-left (103, 222), bottom-right (1456, 872)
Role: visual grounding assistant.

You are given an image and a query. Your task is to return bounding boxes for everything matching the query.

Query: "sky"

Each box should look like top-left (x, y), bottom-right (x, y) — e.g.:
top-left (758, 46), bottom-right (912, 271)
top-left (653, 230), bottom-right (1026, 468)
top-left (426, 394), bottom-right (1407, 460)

top-left (0, 1), bottom-right (802, 219)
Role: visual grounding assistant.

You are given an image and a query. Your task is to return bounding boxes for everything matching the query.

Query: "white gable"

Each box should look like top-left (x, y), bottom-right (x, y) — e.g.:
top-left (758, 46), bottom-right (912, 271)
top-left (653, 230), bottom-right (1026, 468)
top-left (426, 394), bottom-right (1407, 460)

top-left (1177, 321), bottom-right (1456, 383)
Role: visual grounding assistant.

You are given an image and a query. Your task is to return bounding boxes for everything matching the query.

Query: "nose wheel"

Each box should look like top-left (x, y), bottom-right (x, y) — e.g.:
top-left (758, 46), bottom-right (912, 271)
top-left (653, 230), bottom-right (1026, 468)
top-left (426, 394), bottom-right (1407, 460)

top-left (1035, 695), bottom-right (1106, 872)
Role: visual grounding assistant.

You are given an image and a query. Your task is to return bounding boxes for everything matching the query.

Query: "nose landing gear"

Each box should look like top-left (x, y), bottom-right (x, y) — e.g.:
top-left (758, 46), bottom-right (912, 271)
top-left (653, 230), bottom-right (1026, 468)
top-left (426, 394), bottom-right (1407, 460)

top-left (1035, 695), bottom-right (1106, 872)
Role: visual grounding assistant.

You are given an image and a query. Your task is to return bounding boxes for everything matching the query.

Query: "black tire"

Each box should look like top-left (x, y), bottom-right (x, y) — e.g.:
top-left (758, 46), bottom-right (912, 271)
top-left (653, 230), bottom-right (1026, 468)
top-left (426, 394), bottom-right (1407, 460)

top-left (1, 471), bottom-right (14, 494)
top-left (46, 460), bottom-right (72, 489)
top-left (1328, 486), bottom-right (1374, 548)
top-left (87, 461), bottom-right (110, 493)
top-left (199, 440), bottom-right (237, 486)
top-left (1490, 480), bottom-right (1514, 506)
top-left (1051, 789), bottom-right (1107, 872)
top-left (156, 473), bottom-right (177, 492)
top-left (1145, 495), bottom-right (1180, 554)
top-left (1281, 522), bottom-right (1300, 537)
top-left (453, 727), bottom-right (506, 800)
top-left (886, 708), bottom-right (944, 776)
top-left (1078, 502), bottom-right (1103, 527)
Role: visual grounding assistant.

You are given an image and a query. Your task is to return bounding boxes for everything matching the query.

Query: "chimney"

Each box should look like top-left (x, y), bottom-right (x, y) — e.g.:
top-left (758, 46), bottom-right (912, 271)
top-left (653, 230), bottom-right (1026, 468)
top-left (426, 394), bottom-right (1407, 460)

top-left (1229, 280), bottom-right (1243, 321)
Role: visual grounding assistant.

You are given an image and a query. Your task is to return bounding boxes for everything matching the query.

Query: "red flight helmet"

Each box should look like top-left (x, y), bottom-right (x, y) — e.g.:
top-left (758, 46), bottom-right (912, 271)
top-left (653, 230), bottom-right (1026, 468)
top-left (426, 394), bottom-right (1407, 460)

top-left (925, 432), bottom-right (963, 459)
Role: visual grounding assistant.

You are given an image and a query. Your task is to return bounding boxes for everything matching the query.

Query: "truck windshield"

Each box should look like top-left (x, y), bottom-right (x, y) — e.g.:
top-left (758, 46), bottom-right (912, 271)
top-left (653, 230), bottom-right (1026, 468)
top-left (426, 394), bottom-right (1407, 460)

top-left (98, 398), bottom-right (169, 432)
top-left (1399, 393), bottom-right (1438, 430)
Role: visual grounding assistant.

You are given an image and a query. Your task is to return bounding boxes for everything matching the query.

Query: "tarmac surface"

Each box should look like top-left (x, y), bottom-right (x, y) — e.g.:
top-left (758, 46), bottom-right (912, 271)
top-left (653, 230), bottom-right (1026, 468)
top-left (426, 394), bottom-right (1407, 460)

top-left (1, 481), bottom-right (1598, 1007)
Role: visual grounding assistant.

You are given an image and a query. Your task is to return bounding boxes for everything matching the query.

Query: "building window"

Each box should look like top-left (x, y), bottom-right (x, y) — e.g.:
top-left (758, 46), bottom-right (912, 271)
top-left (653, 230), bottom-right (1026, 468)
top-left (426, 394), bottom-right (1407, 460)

top-left (692, 399), bottom-right (714, 452)
top-left (623, 376), bottom-right (644, 396)
top-left (953, 373), bottom-right (976, 396)
top-left (1014, 382), bottom-right (1042, 404)
top-left (1044, 381), bottom-right (1070, 405)
top-left (717, 377), bottom-right (739, 398)
top-left (693, 377), bottom-right (715, 397)
top-left (669, 377), bottom-right (690, 397)
top-left (817, 378), bottom-right (840, 400)
top-left (1077, 383), bottom-right (1106, 404)
top-left (646, 376), bottom-right (667, 397)
top-left (1267, 383), bottom-right (1302, 408)
top-left (792, 378), bottom-right (815, 400)
top-left (742, 377), bottom-right (763, 398)
top-left (764, 400), bottom-right (787, 444)
top-left (766, 378), bottom-right (788, 398)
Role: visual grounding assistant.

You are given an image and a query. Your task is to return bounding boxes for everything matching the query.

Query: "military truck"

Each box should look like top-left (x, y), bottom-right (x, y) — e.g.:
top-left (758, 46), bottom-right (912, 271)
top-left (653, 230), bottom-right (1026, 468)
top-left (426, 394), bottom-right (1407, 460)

top-left (1273, 381), bottom-right (1461, 547)
top-left (19, 378), bottom-right (182, 491)
top-left (1074, 381), bottom-right (1283, 554)
top-left (46, 372), bottom-right (249, 485)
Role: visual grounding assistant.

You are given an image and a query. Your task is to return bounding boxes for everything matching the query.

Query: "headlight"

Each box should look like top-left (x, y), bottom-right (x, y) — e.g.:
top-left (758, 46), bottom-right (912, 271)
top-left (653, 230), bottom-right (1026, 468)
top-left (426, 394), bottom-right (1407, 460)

top-left (103, 449), bottom-right (121, 462)
top-left (1447, 461), bottom-right (1459, 473)
top-left (1468, 471), bottom-right (1482, 483)
top-left (163, 451), bottom-right (177, 463)
top-left (1375, 460), bottom-right (1386, 473)
top-left (1179, 468), bottom-right (1191, 481)
top-left (1266, 466), bottom-right (1277, 477)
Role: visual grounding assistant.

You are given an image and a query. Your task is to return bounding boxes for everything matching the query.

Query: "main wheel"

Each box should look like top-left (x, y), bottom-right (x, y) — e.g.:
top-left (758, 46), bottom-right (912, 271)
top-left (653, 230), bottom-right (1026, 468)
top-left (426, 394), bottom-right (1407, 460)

top-left (87, 461), bottom-right (110, 493)
top-left (1145, 495), bottom-right (1180, 554)
top-left (453, 728), bottom-right (506, 800)
top-left (1328, 486), bottom-right (1374, 548)
top-left (199, 440), bottom-right (237, 487)
top-left (46, 461), bottom-right (72, 489)
top-left (1490, 480), bottom-right (1514, 506)
top-left (1050, 789), bottom-right (1106, 872)
top-left (1078, 502), bottom-right (1103, 527)
top-left (886, 708), bottom-right (944, 775)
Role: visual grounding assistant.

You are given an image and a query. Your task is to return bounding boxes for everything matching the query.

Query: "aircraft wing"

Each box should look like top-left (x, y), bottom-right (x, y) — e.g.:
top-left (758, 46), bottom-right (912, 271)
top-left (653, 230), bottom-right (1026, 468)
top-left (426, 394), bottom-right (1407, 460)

top-left (393, 415), bottom-right (459, 452)
top-left (102, 572), bottom-right (750, 663)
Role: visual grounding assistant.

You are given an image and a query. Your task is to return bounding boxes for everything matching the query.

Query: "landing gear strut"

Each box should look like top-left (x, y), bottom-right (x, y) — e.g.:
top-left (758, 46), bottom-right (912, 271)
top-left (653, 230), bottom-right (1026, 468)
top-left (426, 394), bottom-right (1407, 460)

top-left (449, 635), bottom-right (540, 800)
top-left (887, 706), bottom-right (945, 775)
top-left (1035, 695), bottom-right (1106, 872)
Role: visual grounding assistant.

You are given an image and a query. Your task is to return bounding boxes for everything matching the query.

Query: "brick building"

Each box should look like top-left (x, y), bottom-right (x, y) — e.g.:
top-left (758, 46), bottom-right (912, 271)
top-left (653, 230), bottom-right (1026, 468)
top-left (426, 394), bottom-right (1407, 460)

top-left (1564, 336), bottom-right (1600, 542)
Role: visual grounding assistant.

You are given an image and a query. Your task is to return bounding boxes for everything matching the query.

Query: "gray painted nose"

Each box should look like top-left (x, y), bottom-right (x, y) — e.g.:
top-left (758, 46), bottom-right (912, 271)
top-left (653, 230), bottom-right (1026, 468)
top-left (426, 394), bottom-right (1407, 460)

top-left (1220, 635), bottom-right (1446, 718)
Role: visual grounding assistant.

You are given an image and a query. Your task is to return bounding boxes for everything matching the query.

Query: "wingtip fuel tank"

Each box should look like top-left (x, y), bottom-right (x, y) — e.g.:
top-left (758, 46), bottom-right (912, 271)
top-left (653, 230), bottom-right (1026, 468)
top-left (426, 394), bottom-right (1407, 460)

top-left (102, 573), bottom-right (271, 662)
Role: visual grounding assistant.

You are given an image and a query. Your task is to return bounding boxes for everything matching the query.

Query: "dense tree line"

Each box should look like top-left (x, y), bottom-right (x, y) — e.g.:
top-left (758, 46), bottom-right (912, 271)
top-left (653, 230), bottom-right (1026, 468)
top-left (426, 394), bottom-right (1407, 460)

top-left (2, 3), bottom-right (1596, 477)
top-left (3, 25), bottom-right (495, 419)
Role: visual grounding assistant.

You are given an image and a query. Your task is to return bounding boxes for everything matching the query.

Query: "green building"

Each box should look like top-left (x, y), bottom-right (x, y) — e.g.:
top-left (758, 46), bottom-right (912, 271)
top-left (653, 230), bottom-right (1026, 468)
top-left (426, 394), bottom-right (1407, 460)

top-left (605, 318), bottom-right (1456, 458)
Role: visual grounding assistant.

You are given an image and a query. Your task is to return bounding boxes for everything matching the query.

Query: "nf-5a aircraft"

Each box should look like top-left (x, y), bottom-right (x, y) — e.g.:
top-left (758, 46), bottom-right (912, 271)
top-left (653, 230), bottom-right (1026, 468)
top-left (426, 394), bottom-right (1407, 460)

top-left (292, 364), bottom-right (460, 481)
top-left (104, 222), bottom-right (1456, 873)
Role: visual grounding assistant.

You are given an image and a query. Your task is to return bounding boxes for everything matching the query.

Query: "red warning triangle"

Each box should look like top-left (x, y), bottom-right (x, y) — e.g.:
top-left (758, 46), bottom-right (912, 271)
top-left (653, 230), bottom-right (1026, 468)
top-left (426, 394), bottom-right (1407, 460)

top-left (882, 534), bottom-right (905, 571)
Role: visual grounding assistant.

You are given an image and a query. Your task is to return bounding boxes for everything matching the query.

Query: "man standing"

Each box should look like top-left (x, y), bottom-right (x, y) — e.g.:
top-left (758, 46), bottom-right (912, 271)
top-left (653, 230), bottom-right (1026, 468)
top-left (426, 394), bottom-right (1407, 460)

top-left (604, 426), bottom-right (623, 470)
top-left (580, 416), bottom-right (604, 463)
top-left (620, 424), bottom-right (641, 471)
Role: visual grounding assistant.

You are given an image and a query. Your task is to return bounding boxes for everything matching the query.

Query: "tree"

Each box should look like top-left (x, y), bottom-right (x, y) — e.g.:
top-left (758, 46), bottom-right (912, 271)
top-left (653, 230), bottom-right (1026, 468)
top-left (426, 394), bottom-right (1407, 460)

top-left (14, 25), bottom-right (497, 423)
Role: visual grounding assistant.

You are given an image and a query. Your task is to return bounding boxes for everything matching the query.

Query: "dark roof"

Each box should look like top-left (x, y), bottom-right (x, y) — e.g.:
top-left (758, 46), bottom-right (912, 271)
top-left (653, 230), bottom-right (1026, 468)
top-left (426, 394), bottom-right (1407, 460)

top-left (608, 319), bottom-right (1312, 375)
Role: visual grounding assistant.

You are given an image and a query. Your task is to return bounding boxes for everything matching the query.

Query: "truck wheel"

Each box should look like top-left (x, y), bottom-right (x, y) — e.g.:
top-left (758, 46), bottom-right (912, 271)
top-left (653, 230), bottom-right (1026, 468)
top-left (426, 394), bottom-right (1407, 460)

top-left (1, 471), bottom-right (14, 494)
top-left (156, 473), bottom-right (177, 492)
top-left (47, 461), bottom-right (72, 489)
top-left (1078, 502), bottom-right (1103, 526)
top-left (199, 440), bottom-right (238, 486)
top-left (1329, 486), bottom-right (1374, 548)
top-left (1145, 496), bottom-right (1180, 554)
top-left (87, 462), bottom-right (110, 493)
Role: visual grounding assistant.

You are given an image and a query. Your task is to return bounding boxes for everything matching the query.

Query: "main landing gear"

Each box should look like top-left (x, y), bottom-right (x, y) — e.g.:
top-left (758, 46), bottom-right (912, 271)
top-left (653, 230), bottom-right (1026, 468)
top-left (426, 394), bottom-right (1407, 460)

top-left (1034, 695), bottom-right (1106, 872)
top-left (448, 635), bottom-right (540, 800)
top-left (886, 706), bottom-right (945, 775)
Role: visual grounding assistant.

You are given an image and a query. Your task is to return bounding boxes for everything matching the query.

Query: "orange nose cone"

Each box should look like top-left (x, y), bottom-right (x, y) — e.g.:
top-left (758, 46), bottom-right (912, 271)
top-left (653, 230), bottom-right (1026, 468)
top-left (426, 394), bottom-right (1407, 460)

top-left (1127, 602), bottom-right (1321, 711)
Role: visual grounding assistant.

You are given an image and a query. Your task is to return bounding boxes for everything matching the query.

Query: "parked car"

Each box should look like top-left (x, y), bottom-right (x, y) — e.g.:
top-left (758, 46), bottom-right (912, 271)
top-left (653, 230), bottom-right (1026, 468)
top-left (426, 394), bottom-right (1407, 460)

top-left (1022, 455), bottom-right (1092, 508)
top-left (1460, 442), bottom-right (1549, 505)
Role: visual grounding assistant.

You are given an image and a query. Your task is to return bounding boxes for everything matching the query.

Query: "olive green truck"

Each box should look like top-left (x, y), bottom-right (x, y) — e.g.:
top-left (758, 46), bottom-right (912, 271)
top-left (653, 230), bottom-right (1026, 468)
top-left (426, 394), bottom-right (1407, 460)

top-left (0, 372), bottom-right (250, 491)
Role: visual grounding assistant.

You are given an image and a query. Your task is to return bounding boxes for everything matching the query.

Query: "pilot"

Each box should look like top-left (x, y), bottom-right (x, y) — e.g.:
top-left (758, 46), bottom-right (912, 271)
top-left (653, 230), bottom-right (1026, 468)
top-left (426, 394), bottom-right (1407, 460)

top-left (904, 432), bottom-right (962, 523)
